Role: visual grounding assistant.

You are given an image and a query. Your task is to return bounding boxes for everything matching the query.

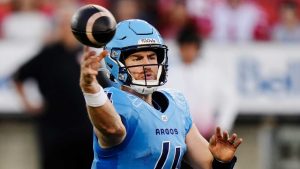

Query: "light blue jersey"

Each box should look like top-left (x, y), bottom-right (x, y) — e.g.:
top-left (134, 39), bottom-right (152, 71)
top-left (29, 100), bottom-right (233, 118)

top-left (91, 87), bottom-right (193, 169)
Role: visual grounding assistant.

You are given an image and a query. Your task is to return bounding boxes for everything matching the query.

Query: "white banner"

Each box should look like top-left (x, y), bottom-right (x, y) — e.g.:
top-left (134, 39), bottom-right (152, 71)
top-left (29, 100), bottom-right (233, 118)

top-left (0, 40), bottom-right (42, 113)
top-left (203, 42), bottom-right (300, 114)
top-left (1, 41), bottom-right (300, 114)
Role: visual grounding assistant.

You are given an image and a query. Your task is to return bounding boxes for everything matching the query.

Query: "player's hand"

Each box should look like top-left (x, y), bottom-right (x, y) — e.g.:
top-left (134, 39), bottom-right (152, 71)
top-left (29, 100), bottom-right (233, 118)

top-left (208, 127), bottom-right (242, 162)
top-left (80, 46), bottom-right (108, 93)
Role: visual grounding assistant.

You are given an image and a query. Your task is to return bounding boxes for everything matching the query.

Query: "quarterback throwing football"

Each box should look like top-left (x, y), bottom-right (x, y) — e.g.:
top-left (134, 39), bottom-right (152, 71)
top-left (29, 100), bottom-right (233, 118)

top-left (80, 19), bottom-right (242, 169)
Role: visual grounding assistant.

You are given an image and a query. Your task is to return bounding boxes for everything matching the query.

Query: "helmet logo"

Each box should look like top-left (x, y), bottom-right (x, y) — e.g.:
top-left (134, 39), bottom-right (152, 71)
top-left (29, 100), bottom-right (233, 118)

top-left (138, 38), bottom-right (157, 44)
top-left (118, 73), bottom-right (126, 81)
top-left (111, 51), bottom-right (119, 58)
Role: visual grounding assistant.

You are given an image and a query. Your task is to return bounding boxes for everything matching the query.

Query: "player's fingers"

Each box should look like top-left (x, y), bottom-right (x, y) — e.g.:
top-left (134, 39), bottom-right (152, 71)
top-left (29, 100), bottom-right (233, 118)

top-left (223, 131), bottom-right (229, 141)
top-left (215, 127), bottom-right (222, 139)
top-left (86, 56), bottom-right (100, 65)
top-left (91, 61), bottom-right (101, 70)
top-left (233, 138), bottom-right (243, 148)
top-left (228, 133), bottom-right (237, 144)
top-left (96, 50), bottom-right (108, 62)
top-left (83, 69), bottom-right (98, 76)
top-left (91, 63), bottom-right (101, 71)
top-left (83, 50), bottom-right (97, 61)
top-left (81, 69), bottom-right (98, 81)
top-left (81, 59), bottom-right (92, 69)
top-left (83, 57), bottom-right (101, 68)
top-left (81, 64), bottom-right (98, 73)
top-left (209, 134), bottom-right (217, 147)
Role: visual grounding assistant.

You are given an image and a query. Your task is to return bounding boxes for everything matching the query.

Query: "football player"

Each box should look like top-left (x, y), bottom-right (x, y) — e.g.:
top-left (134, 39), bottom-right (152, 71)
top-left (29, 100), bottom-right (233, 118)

top-left (80, 19), bottom-right (242, 169)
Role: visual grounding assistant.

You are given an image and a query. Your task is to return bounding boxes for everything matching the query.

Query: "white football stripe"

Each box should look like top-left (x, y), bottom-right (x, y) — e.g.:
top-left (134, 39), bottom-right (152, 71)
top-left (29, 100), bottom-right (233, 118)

top-left (86, 12), bottom-right (110, 46)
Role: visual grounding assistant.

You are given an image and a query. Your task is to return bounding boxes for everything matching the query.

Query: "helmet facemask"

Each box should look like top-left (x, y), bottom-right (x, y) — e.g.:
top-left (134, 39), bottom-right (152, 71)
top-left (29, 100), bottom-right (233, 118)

top-left (104, 19), bottom-right (169, 94)
top-left (126, 63), bottom-right (165, 94)
top-left (109, 45), bottom-right (168, 94)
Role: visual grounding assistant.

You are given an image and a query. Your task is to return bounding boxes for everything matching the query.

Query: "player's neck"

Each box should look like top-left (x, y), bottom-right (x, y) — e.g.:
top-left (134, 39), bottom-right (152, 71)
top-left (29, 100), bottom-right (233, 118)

top-left (121, 86), bottom-right (153, 106)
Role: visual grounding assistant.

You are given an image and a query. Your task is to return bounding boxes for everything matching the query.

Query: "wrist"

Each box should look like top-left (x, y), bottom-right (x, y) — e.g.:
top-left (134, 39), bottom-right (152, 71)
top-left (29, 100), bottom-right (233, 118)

top-left (81, 82), bottom-right (101, 94)
top-left (214, 157), bottom-right (234, 163)
top-left (212, 156), bottom-right (237, 169)
top-left (82, 84), bottom-right (108, 107)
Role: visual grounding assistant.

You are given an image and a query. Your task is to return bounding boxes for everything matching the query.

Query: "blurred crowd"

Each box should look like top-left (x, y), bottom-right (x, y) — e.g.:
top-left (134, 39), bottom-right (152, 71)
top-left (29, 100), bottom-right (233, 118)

top-left (1, 0), bottom-right (300, 143)
top-left (1, 0), bottom-right (300, 141)
top-left (1, 1), bottom-right (300, 168)
top-left (1, 0), bottom-right (300, 43)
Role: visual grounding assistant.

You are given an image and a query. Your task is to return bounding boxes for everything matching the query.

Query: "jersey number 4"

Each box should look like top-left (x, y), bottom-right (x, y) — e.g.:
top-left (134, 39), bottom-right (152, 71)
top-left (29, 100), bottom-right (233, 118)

top-left (154, 141), bottom-right (181, 169)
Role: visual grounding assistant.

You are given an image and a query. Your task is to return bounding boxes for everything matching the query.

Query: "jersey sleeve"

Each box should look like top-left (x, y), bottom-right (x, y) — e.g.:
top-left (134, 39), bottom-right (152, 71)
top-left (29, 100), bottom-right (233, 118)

top-left (104, 87), bottom-right (139, 123)
top-left (93, 87), bottom-right (138, 157)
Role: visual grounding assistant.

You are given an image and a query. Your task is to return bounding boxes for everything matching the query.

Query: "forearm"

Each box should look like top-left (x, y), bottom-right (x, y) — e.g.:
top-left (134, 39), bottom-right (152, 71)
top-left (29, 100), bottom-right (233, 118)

top-left (88, 104), bottom-right (126, 147)
top-left (87, 101), bottom-right (125, 136)
top-left (80, 48), bottom-right (126, 147)
top-left (185, 124), bottom-right (214, 169)
top-left (82, 87), bottom-right (126, 146)
top-left (84, 90), bottom-right (126, 147)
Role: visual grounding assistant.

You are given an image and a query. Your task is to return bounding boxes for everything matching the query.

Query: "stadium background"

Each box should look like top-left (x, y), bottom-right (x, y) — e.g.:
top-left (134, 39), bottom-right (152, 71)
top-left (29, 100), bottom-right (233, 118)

top-left (1, 0), bottom-right (300, 169)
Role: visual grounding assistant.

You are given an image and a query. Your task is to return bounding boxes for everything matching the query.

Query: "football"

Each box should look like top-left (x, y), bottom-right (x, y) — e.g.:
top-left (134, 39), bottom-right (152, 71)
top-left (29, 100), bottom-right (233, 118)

top-left (71, 4), bottom-right (116, 48)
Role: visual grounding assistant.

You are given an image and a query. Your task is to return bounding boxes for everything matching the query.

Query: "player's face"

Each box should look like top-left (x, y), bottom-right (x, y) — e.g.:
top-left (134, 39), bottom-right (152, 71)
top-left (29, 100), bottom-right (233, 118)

top-left (124, 51), bottom-right (158, 80)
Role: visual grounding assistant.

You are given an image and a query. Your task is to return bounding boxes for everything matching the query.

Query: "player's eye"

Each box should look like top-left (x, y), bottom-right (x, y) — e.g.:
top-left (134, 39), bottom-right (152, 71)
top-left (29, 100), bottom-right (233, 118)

top-left (149, 55), bottom-right (157, 60)
top-left (132, 57), bottom-right (143, 61)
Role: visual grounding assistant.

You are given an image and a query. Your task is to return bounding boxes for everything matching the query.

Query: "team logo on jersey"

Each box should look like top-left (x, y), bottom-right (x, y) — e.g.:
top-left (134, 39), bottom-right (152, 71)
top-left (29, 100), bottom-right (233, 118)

top-left (138, 38), bottom-right (158, 44)
top-left (155, 128), bottom-right (178, 135)
top-left (161, 115), bottom-right (168, 122)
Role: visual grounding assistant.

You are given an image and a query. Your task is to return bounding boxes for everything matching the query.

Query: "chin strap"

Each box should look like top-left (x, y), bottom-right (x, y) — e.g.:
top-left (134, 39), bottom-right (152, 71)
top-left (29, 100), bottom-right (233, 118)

top-left (130, 84), bottom-right (158, 94)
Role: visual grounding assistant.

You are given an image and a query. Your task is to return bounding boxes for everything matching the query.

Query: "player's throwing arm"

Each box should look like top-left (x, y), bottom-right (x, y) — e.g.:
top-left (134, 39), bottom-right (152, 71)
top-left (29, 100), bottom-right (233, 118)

top-left (80, 47), bottom-right (126, 148)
